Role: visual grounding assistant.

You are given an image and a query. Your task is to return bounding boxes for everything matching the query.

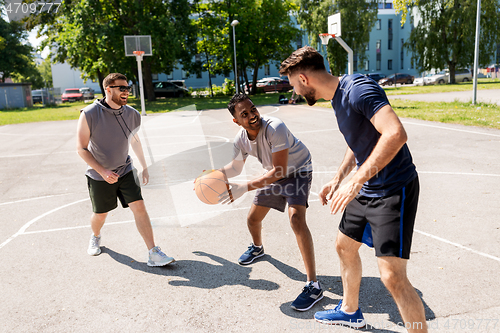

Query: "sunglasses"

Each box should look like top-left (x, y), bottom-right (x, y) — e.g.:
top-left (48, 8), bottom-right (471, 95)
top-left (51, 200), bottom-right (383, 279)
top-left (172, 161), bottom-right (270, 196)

top-left (109, 85), bottom-right (132, 92)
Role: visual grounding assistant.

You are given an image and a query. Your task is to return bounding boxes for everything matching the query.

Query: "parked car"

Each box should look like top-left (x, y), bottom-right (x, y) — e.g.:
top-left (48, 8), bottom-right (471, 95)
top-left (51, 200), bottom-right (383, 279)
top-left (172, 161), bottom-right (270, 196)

top-left (454, 68), bottom-right (473, 82)
top-left (80, 87), bottom-right (95, 100)
top-left (167, 80), bottom-right (187, 90)
top-left (32, 89), bottom-right (57, 104)
top-left (260, 78), bottom-right (293, 93)
top-left (365, 73), bottom-right (386, 83)
top-left (153, 81), bottom-right (189, 98)
top-left (378, 73), bottom-right (414, 86)
top-left (32, 89), bottom-right (43, 104)
top-left (256, 77), bottom-right (281, 87)
top-left (414, 73), bottom-right (435, 86)
top-left (62, 88), bottom-right (84, 102)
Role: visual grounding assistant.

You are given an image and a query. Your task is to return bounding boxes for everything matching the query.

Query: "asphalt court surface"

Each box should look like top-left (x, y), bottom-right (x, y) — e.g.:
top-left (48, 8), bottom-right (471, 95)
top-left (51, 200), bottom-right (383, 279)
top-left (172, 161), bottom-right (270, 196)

top-left (1, 101), bottom-right (499, 332)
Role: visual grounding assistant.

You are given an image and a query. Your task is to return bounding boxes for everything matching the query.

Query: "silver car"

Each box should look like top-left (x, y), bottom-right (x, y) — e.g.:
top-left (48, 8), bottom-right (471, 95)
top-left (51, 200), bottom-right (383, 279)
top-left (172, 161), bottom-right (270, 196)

top-left (80, 87), bottom-right (95, 99)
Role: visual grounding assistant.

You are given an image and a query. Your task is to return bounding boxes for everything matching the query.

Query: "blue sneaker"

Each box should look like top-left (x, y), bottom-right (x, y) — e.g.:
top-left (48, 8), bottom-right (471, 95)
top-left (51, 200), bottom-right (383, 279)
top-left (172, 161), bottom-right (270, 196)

top-left (291, 281), bottom-right (324, 311)
top-left (314, 300), bottom-right (366, 328)
top-left (238, 244), bottom-right (265, 265)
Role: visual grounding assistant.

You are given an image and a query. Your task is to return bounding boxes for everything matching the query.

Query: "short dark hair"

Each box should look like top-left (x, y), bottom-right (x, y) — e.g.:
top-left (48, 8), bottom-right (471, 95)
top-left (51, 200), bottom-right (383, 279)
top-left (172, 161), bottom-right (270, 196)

top-left (103, 73), bottom-right (128, 88)
top-left (227, 93), bottom-right (252, 116)
top-left (279, 46), bottom-right (326, 76)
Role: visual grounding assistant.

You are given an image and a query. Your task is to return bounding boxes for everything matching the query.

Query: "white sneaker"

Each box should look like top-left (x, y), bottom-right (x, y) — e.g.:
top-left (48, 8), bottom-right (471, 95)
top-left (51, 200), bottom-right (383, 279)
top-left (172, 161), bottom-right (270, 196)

top-left (87, 235), bottom-right (101, 256)
top-left (148, 246), bottom-right (175, 266)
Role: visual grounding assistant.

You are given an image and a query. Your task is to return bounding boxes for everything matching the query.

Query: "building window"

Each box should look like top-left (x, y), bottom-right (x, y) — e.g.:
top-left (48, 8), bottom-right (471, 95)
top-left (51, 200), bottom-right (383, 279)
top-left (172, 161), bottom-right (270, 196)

top-left (388, 59), bottom-right (393, 70)
top-left (376, 19), bottom-right (381, 30)
top-left (297, 37), bottom-right (302, 49)
top-left (167, 71), bottom-right (173, 80)
top-left (196, 71), bottom-right (202, 79)
top-left (224, 70), bottom-right (230, 78)
top-left (181, 70), bottom-right (187, 79)
top-left (152, 73), bottom-right (158, 80)
top-left (353, 53), bottom-right (358, 72)
top-left (385, 2), bottom-right (392, 9)
top-left (401, 39), bottom-right (404, 69)
top-left (265, 65), bottom-right (270, 76)
top-left (388, 19), bottom-right (393, 50)
top-left (195, 54), bottom-right (201, 62)
top-left (376, 40), bottom-right (381, 71)
top-left (364, 60), bottom-right (369, 71)
top-left (366, 43), bottom-right (369, 51)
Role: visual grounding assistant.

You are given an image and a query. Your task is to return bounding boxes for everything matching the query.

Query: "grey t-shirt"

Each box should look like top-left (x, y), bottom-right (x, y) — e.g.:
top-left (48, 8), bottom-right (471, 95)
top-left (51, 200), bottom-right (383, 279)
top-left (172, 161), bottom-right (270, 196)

top-left (82, 100), bottom-right (141, 181)
top-left (232, 116), bottom-right (312, 175)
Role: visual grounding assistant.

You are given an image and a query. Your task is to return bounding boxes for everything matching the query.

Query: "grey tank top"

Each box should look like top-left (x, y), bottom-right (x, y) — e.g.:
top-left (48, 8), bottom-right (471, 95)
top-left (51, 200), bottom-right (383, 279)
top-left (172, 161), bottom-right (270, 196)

top-left (82, 100), bottom-right (141, 181)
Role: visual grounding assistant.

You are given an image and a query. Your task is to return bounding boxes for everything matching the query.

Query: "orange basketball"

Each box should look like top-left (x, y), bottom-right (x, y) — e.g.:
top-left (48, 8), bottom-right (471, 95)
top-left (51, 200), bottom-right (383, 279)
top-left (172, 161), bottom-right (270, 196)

top-left (194, 170), bottom-right (231, 205)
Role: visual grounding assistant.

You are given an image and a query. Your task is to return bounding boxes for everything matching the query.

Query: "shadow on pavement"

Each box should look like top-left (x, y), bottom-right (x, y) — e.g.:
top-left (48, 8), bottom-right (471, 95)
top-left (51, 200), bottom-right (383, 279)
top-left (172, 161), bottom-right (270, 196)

top-left (102, 247), bottom-right (279, 291)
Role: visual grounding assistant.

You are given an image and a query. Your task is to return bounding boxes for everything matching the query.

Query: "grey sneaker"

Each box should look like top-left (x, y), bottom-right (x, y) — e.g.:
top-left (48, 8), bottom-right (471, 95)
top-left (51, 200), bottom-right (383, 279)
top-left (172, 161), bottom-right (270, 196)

top-left (87, 235), bottom-right (101, 256)
top-left (148, 246), bottom-right (175, 266)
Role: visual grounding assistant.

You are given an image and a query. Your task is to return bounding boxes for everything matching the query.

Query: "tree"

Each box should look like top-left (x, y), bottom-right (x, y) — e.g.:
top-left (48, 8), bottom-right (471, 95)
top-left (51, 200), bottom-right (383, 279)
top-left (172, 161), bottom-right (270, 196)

top-left (295, 0), bottom-right (379, 75)
top-left (11, 59), bottom-right (44, 89)
top-left (30, 0), bottom-right (196, 100)
top-left (38, 57), bottom-right (53, 88)
top-left (407, 0), bottom-right (500, 83)
top-left (394, 0), bottom-right (418, 25)
top-left (0, 17), bottom-right (34, 82)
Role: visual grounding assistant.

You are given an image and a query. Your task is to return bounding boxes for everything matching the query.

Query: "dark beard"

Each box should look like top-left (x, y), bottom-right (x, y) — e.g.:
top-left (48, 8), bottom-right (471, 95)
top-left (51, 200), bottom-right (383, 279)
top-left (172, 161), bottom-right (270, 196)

top-left (112, 93), bottom-right (127, 106)
top-left (304, 89), bottom-right (317, 106)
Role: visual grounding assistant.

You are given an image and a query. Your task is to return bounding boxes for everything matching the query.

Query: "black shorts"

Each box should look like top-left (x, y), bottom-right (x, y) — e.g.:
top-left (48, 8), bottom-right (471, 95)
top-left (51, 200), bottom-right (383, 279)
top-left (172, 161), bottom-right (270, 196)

top-left (86, 170), bottom-right (143, 214)
top-left (339, 176), bottom-right (419, 259)
top-left (253, 171), bottom-right (312, 212)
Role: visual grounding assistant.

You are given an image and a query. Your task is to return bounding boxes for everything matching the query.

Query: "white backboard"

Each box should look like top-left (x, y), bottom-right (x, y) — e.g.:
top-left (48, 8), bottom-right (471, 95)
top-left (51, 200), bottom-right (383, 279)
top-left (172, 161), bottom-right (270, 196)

top-left (328, 13), bottom-right (341, 37)
top-left (124, 35), bottom-right (152, 57)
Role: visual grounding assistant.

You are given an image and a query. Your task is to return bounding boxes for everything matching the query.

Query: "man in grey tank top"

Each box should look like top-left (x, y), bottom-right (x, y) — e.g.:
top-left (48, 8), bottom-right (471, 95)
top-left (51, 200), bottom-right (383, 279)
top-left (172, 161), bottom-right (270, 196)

top-left (76, 73), bottom-right (174, 267)
top-left (218, 94), bottom-right (323, 312)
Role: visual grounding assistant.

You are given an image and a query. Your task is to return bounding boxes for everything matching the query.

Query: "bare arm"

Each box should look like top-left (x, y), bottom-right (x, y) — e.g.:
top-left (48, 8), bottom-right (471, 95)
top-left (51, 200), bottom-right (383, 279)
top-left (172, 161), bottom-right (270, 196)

top-left (76, 111), bottom-right (119, 184)
top-left (330, 105), bottom-right (408, 214)
top-left (130, 134), bottom-right (149, 185)
top-left (220, 149), bottom-right (289, 204)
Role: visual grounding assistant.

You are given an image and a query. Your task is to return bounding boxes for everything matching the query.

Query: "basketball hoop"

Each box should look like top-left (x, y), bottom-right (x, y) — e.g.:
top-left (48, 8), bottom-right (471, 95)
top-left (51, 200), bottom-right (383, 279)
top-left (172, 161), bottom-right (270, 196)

top-left (319, 33), bottom-right (335, 45)
top-left (133, 50), bottom-right (145, 60)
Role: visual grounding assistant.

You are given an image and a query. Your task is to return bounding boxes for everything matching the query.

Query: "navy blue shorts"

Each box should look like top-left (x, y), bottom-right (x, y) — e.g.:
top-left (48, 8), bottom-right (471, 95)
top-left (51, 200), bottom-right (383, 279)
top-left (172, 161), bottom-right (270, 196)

top-left (339, 176), bottom-right (419, 259)
top-left (253, 171), bottom-right (312, 212)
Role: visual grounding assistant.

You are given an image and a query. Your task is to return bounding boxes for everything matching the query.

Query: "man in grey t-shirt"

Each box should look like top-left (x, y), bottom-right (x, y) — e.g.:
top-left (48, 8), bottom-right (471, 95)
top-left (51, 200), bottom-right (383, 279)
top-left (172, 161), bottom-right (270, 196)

top-left (219, 94), bottom-right (323, 311)
top-left (76, 73), bottom-right (174, 267)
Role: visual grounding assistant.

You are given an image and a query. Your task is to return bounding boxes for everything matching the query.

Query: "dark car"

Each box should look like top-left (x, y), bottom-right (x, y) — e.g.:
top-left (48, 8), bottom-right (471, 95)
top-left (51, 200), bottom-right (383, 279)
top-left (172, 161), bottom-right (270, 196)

top-left (260, 78), bottom-right (293, 93)
top-left (378, 73), bottom-right (414, 86)
top-left (365, 73), bottom-right (386, 83)
top-left (153, 81), bottom-right (189, 98)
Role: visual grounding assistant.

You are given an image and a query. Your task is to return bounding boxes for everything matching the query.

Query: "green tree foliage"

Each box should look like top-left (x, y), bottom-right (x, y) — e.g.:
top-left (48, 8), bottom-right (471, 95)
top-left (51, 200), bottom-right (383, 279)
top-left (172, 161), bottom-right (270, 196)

top-left (394, 0), bottom-right (418, 25)
top-left (194, 0), bottom-right (301, 95)
top-left (407, 0), bottom-right (500, 83)
top-left (11, 59), bottom-right (44, 89)
top-left (38, 56), bottom-right (53, 88)
top-left (0, 17), bottom-right (34, 82)
top-left (29, 0), bottom-right (196, 100)
top-left (295, 0), bottom-right (378, 75)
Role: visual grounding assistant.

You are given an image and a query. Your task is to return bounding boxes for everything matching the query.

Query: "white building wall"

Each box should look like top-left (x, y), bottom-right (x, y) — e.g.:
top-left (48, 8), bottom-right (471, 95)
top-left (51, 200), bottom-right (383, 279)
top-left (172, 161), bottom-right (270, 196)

top-left (51, 62), bottom-right (101, 92)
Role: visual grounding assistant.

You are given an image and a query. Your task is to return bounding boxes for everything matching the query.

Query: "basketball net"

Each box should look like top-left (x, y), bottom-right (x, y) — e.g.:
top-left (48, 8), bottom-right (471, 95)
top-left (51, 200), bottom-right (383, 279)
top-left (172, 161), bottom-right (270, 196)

top-left (133, 50), bottom-right (145, 61)
top-left (319, 33), bottom-right (335, 45)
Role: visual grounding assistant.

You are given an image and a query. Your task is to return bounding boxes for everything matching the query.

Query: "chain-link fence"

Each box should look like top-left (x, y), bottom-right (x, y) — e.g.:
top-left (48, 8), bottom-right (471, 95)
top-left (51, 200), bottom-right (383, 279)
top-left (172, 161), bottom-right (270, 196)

top-left (32, 88), bottom-right (61, 106)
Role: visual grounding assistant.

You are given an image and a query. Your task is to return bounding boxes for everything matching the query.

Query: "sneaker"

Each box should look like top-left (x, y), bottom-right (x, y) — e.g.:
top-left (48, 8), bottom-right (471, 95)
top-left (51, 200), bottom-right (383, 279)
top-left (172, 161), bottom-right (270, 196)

top-left (314, 300), bottom-right (366, 328)
top-left (291, 281), bottom-right (324, 311)
top-left (238, 243), bottom-right (265, 265)
top-left (87, 235), bottom-right (101, 256)
top-left (147, 246), bottom-right (175, 266)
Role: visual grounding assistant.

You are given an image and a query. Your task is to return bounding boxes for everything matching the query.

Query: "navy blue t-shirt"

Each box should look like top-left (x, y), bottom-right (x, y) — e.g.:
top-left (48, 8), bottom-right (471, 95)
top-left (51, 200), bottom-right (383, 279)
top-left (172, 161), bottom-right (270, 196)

top-left (331, 74), bottom-right (417, 197)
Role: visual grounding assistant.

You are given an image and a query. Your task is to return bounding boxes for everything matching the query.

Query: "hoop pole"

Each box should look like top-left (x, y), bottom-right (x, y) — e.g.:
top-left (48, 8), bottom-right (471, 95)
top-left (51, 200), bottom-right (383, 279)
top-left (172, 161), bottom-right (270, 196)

top-left (135, 54), bottom-right (146, 116)
top-left (335, 37), bottom-right (354, 75)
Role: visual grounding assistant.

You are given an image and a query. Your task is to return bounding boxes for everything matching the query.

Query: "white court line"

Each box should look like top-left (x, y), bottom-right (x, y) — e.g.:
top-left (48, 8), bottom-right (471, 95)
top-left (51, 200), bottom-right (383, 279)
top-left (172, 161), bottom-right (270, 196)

top-left (0, 193), bottom-right (74, 206)
top-left (402, 120), bottom-right (500, 138)
top-left (0, 198), bottom-right (89, 250)
top-left (414, 229), bottom-right (500, 263)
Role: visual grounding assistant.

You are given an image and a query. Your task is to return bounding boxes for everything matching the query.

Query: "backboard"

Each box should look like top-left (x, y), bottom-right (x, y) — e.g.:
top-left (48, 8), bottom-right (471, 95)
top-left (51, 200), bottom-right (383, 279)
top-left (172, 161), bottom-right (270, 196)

top-left (124, 35), bottom-right (152, 57)
top-left (328, 13), bottom-right (341, 37)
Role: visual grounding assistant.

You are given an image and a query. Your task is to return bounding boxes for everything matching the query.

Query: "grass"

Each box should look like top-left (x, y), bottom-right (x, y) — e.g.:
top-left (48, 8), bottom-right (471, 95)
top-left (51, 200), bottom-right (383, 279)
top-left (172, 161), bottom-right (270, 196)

top-left (1, 80), bottom-right (500, 130)
top-left (384, 78), bottom-right (500, 95)
top-left (0, 93), bottom-right (286, 127)
top-left (314, 99), bottom-right (500, 130)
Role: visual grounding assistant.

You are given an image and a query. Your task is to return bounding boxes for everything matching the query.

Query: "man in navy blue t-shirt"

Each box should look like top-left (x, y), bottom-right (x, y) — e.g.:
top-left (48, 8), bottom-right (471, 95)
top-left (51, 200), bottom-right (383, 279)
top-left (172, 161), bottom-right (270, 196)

top-left (280, 47), bottom-right (427, 333)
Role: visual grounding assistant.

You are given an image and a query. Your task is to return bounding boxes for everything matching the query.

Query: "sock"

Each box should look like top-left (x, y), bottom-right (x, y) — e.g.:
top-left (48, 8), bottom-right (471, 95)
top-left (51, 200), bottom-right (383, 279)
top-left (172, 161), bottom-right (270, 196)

top-left (341, 306), bottom-right (356, 315)
top-left (308, 281), bottom-right (320, 289)
top-left (253, 244), bottom-right (262, 249)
